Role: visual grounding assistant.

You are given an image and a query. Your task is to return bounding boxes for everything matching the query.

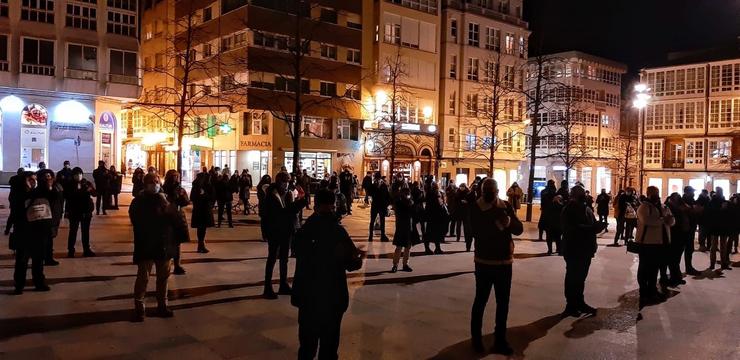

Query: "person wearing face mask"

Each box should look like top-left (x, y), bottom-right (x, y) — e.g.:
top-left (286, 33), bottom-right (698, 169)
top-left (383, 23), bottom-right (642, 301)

top-left (262, 171), bottom-right (307, 299)
top-left (36, 169), bottom-right (64, 266)
top-left (560, 185), bottom-right (607, 317)
top-left (190, 171), bottom-right (215, 253)
top-left (65, 167), bottom-right (96, 257)
top-left (391, 185), bottom-right (415, 273)
top-left (469, 178), bottom-right (523, 355)
top-left (215, 169), bottom-right (236, 228)
top-left (109, 166), bottom-right (123, 210)
top-left (12, 172), bottom-right (52, 294)
top-left (129, 174), bottom-right (188, 321)
top-left (131, 167), bottom-right (145, 197)
top-left (636, 186), bottom-right (675, 306)
top-left (92, 161), bottom-right (110, 215)
top-left (56, 160), bottom-right (73, 191)
top-left (163, 170), bottom-right (191, 275)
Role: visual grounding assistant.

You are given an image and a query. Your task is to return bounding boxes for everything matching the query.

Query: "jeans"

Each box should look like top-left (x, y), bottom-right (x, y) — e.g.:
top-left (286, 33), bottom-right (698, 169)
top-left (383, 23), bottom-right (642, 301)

top-left (369, 207), bottom-right (386, 240)
top-left (614, 217), bottom-right (625, 243)
top-left (134, 259), bottom-right (171, 310)
top-left (217, 201), bottom-right (233, 226)
top-left (264, 236), bottom-right (291, 293)
top-left (112, 193), bottom-right (119, 208)
top-left (68, 213), bottom-right (92, 253)
top-left (95, 192), bottom-right (108, 214)
top-left (342, 191), bottom-right (353, 213)
top-left (298, 308), bottom-right (343, 360)
top-left (667, 232), bottom-right (687, 281)
top-left (14, 241), bottom-right (46, 290)
top-left (638, 245), bottom-right (666, 298)
top-left (471, 263), bottom-right (512, 341)
top-left (564, 257), bottom-right (592, 308)
top-left (709, 234), bottom-right (730, 268)
top-left (625, 220), bottom-right (636, 240)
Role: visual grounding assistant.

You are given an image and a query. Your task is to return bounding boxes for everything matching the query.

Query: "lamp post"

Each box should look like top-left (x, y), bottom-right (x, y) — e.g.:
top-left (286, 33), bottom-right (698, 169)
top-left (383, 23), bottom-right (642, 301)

top-left (632, 82), bottom-right (651, 194)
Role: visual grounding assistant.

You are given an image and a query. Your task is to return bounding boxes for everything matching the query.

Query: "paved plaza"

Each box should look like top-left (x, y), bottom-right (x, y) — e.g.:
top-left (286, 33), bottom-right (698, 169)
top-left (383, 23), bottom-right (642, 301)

top-left (1, 191), bottom-right (739, 359)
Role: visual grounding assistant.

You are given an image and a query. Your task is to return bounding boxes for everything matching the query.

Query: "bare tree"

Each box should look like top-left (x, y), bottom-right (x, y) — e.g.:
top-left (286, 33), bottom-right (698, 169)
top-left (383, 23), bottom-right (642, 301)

top-left (135, 2), bottom-right (244, 174)
top-left (544, 89), bottom-right (593, 183)
top-left (614, 123), bottom-right (639, 190)
top-left (461, 52), bottom-right (524, 177)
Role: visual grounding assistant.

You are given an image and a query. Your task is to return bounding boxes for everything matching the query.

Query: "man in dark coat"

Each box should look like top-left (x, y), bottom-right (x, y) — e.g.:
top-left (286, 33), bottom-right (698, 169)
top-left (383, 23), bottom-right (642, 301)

top-left (560, 185), bottom-right (606, 317)
top-left (92, 161), bottom-right (110, 215)
top-left (361, 173), bottom-right (373, 204)
top-left (538, 180), bottom-right (557, 242)
top-left (681, 186), bottom-right (700, 275)
top-left (262, 171), bottom-right (306, 299)
top-left (338, 168), bottom-right (354, 215)
top-left (12, 172), bottom-right (52, 294)
top-left (5, 168), bottom-right (26, 235)
top-left (56, 160), bottom-right (73, 191)
top-left (595, 189), bottom-right (611, 230)
top-left (291, 189), bottom-right (363, 360)
top-left (368, 176), bottom-right (390, 242)
top-left (129, 173), bottom-right (188, 321)
top-left (65, 167), bottom-right (96, 257)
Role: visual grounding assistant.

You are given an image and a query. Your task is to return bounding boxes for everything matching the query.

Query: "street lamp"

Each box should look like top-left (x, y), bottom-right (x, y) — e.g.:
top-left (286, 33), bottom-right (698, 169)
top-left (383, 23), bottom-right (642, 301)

top-left (632, 83), bottom-right (652, 194)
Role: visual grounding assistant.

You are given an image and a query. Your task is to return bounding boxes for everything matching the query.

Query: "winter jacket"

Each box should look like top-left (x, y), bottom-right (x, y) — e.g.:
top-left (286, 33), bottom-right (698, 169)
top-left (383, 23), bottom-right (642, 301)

top-left (470, 198), bottom-right (523, 265)
top-left (561, 200), bottom-right (605, 259)
top-left (636, 201), bottom-right (675, 245)
top-left (129, 190), bottom-right (188, 262)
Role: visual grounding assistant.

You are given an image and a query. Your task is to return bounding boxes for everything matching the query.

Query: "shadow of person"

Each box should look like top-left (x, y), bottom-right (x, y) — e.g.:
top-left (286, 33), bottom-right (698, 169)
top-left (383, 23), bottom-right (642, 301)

top-left (690, 269), bottom-right (726, 280)
top-left (429, 314), bottom-right (563, 359)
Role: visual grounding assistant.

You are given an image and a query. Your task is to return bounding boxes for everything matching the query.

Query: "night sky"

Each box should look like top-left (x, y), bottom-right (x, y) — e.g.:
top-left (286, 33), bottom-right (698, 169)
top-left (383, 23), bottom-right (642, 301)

top-left (525, 0), bottom-right (740, 87)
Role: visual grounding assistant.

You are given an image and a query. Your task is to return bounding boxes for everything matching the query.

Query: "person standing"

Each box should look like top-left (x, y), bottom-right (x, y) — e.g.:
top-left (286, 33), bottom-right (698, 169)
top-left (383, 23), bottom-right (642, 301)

top-left (163, 170), bottom-right (191, 275)
top-left (291, 189), bottom-right (363, 360)
top-left (129, 173), bottom-right (188, 321)
top-left (256, 174), bottom-right (272, 241)
top-left (705, 187), bottom-right (731, 270)
top-left (469, 178), bottom-right (522, 355)
top-left (445, 183), bottom-right (459, 238)
top-left (538, 180), bottom-right (557, 242)
top-left (681, 186), bottom-right (700, 275)
top-left (190, 172), bottom-right (215, 253)
top-left (92, 161), bottom-right (110, 215)
top-left (391, 185), bottom-right (415, 273)
top-left (65, 167), bottom-right (96, 258)
top-left (109, 166), bottom-right (123, 210)
top-left (696, 189), bottom-right (710, 251)
top-left (664, 193), bottom-right (689, 287)
top-left (12, 172), bottom-right (52, 294)
top-left (361, 173), bottom-right (373, 205)
top-left (55, 160), bottom-right (74, 191)
top-left (556, 180), bottom-right (570, 201)
top-left (339, 168), bottom-right (354, 215)
top-left (368, 175), bottom-right (390, 242)
top-left (456, 184), bottom-right (473, 246)
top-left (215, 169), bottom-right (235, 228)
top-left (613, 189), bottom-right (626, 245)
top-left (545, 195), bottom-right (564, 255)
top-left (262, 172), bottom-right (306, 299)
top-left (560, 185), bottom-right (607, 317)
top-left (5, 168), bottom-right (26, 235)
top-left (636, 186), bottom-right (674, 306)
top-left (131, 167), bottom-right (145, 197)
top-left (36, 169), bottom-right (63, 266)
top-left (238, 169), bottom-right (253, 215)
top-left (424, 181), bottom-right (447, 255)
top-left (505, 182), bottom-right (523, 212)
top-left (596, 189), bottom-right (611, 230)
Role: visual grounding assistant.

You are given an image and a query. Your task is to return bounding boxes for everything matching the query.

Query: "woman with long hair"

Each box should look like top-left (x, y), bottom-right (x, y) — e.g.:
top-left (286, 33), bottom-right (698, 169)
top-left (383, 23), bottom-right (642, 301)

top-left (190, 171), bottom-right (215, 253)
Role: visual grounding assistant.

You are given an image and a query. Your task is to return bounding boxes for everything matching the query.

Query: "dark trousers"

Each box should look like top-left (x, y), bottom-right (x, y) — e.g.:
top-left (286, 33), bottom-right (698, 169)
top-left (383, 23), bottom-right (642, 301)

top-left (5, 210), bottom-right (14, 234)
top-left (614, 217), bottom-right (625, 243)
top-left (95, 192), bottom-right (108, 214)
top-left (462, 219), bottom-right (473, 250)
top-left (698, 225), bottom-right (708, 248)
top-left (68, 214), bottom-right (92, 253)
top-left (369, 207), bottom-right (386, 240)
top-left (217, 201), bottom-right (233, 226)
top-left (264, 236), bottom-right (290, 292)
top-left (546, 229), bottom-right (561, 254)
top-left (298, 308), bottom-right (343, 360)
top-left (638, 245), bottom-right (666, 298)
top-left (685, 227), bottom-right (696, 271)
top-left (625, 220), bottom-right (636, 240)
top-left (14, 243), bottom-right (46, 290)
top-left (667, 232), bottom-right (687, 280)
top-left (45, 235), bottom-right (55, 261)
top-left (112, 193), bottom-right (119, 208)
top-left (196, 226), bottom-right (207, 248)
top-left (424, 224), bottom-right (442, 252)
top-left (564, 257), bottom-right (592, 308)
top-left (342, 191), bottom-right (352, 213)
top-left (471, 263), bottom-right (512, 341)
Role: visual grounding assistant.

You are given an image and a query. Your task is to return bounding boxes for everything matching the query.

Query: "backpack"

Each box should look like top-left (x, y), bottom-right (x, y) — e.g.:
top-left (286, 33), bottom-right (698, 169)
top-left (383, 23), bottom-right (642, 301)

top-left (624, 204), bottom-right (637, 219)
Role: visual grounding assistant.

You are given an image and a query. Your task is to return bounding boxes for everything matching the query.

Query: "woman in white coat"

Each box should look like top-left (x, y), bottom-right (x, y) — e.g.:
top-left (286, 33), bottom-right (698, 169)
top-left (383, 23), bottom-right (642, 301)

top-left (635, 186), bottom-right (675, 305)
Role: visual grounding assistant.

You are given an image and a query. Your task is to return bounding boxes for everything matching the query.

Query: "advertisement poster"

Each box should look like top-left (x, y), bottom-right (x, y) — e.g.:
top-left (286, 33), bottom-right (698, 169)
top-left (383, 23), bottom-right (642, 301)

top-left (99, 111), bottom-right (116, 130)
top-left (20, 128), bottom-right (47, 169)
top-left (21, 104), bottom-right (48, 127)
top-left (49, 117), bottom-right (94, 170)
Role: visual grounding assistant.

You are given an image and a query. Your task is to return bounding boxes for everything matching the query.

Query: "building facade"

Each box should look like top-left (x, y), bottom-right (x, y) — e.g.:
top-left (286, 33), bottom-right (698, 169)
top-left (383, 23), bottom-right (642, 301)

top-left (133, 0), bottom-right (363, 181)
top-left (640, 57), bottom-right (740, 196)
top-left (526, 51), bottom-right (627, 197)
top-left (0, 0), bottom-right (140, 180)
top-left (438, 0), bottom-right (529, 189)
top-left (360, 0), bottom-right (441, 181)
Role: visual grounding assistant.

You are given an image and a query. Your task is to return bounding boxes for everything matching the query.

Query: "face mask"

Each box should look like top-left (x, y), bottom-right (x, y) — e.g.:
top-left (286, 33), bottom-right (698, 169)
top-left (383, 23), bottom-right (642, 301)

top-left (74, 174), bottom-right (82, 182)
top-left (64, 165), bottom-right (70, 169)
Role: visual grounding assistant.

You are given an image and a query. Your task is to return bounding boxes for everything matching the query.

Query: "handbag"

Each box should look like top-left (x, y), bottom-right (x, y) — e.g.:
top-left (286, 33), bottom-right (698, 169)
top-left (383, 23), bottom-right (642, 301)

top-left (627, 225), bottom-right (648, 254)
top-left (625, 205), bottom-right (637, 219)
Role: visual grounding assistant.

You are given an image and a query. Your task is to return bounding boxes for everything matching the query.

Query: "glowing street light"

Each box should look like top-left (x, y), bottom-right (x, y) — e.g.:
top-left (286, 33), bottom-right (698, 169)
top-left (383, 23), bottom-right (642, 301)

top-left (632, 83), bottom-right (651, 109)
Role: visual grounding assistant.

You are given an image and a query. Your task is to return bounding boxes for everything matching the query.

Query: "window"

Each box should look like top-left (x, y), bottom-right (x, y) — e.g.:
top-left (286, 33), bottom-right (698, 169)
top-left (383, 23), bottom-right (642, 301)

top-left (449, 55), bottom-right (457, 78)
top-left (67, 44), bottom-right (97, 74)
top-left (384, 22), bottom-right (401, 45)
top-left (467, 58), bottom-right (478, 81)
top-left (346, 13), bottom-right (361, 30)
top-left (202, 5), bottom-right (213, 22)
top-left (107, 0), bottom-right (136, 11)
top-left (465, 128), bottom-right (476, 151)
top-left (274, 77), bottom-right (309, 93)
top-left (0, 35), bottom-right (8, 71)
top-left (685, 140), bottom-right (704, 166)
top-left (251, 31), bottom-right (288, 51)
top-left (22, 0), bottom-right (55, 23)
top-left (320, 44), bottom-right (337, 60)
top-left (709, 99), bottom-right (733, 128)
top-left (501, 131), bottom-right (513, 151)
top-left (337, 119), bottom-right (359, 140)
top-left (467, 23), bottom-right (479, 47)
top-left (448, 91), bottom-right (456, 115)
top-left (107, 10), bottom-right (137, 37)
top-left (109, 49), bottom-right (137, 77)
top-left (708, 139), bottom-right (731, 166)
top-left (346, 48), bottom-right (361, 64)
top-left (465, 94), bottom-right (478, 116)
top-left (66, 3), bottom-right (97, 30)
top-left (448, 127), bottom-right (456, 143)
top-left (644, 140), bottom-right (663, 166)
top-left (301, 116), bottom-right (331, 139)
top-left (450, 19), bottom-right (457, 42)
top-left (503, 65), bottom-right (514, 87)
top-left (344, 84), bottom-right (360, 100)
top-left (504, 33), bottom-right (514, 55)
top-left (202, 43), bottom-right (213, 58)
top-left (499, 0), bottom-right (510, 13)
top-left (320, 7), bottom-right (337, 24)
top-left (0, 0), bottom-right (8, 17)
top-left (320, 81), bottom-right (336, 97)
top-left (483, 61), bottom-right (496, 82)
top-left (485, 27), bottom-right (500, 51)
top-left (243, 112), bottom-right (268, 135)
top-left (518, 36), bottom-right (526, 58)
top-left (220, 75), bottom-right (237, 91)
top-left (22, 38), bottom-right (55, 76)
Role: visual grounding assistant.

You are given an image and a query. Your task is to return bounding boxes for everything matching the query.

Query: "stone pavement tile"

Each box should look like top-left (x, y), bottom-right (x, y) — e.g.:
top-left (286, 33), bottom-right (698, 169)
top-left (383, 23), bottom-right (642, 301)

top-left (51, 338), bottom-right (131, 359)
top-left (201, 332), bottom-right (286, 358)
top-left (0, 346), bottom-right (56, 360)
top-left (143, 342), bottom-right (225, 360)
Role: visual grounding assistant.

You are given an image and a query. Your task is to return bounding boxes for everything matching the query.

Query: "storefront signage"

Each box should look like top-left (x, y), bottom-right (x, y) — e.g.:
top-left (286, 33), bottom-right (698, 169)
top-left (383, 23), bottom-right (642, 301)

top-left (99, 112), bottom-right (116, 130)
top-left (240, 139), bottom-right (272, 150)
top-left (21, 104), bottom-right (48, 127)
top-left (101, 133), bottom-right (112, 145)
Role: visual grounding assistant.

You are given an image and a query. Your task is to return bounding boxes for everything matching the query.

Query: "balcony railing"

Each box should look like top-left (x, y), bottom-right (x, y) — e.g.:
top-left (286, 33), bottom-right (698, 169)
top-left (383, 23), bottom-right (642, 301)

top-left (21, 63), bottom-right (55, 76)
top-left (445, 0), bottom-right (528, 28)
top-left (663, 158), bottom-right (684, 169)
top-left (108, 73), bottom-right (139, 85)
top-left (65, 68), bottom-right (98, 81)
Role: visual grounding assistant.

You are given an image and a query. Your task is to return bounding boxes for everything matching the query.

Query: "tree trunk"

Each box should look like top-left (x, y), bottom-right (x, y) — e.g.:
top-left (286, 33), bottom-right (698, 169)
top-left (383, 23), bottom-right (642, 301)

top-left (290, 0), bottom-right (302, 176)
top-left (525, 64), bottom-right (543, 222)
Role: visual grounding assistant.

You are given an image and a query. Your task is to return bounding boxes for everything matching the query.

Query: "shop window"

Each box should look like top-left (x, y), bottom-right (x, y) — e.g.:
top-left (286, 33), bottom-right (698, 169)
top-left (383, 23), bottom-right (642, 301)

top-left (337, 119), bottom-right (358, 140)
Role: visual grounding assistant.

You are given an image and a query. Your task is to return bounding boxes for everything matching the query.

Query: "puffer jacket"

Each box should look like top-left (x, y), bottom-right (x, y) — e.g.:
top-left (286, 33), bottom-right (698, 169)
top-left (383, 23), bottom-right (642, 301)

top-left (636, 201), bottom-right (675, 245)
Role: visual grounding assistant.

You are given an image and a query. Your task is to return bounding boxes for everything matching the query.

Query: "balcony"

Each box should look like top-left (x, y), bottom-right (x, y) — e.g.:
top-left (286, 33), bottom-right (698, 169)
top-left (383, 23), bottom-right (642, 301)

top-left (65, 68), bottom-right (98, 81)
top-left (21, 64), bottom-right (55, 76)
top-left (663, 158), bottom-right (684, 169)
top-left (108, 73), bottom-right (139, 85)
top-left (445, 0), bottom-right (528, 28)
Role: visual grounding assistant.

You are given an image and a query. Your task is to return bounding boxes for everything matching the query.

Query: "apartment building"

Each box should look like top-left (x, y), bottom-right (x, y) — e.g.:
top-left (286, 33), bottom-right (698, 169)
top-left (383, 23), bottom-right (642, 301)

top-left (131, 0), bottom-right (363, 180)
top-left (640, 55), bottom-right (740, 196)
top-left (361, 0), bottom-right (441, 181)
top-left (438, 0), bottom-right (529, 189)
top-left (526, 51), bottom-right (627, 196)
top-left (0, 0), bottom-right (140, 179)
